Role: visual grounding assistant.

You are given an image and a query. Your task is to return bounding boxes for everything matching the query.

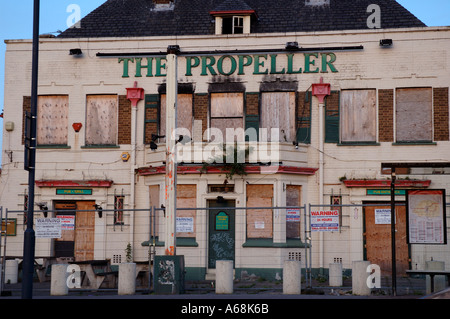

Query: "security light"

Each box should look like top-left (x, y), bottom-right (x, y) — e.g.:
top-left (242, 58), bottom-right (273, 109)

top-left (379, 39), bottom-right (393, 47)
top-left (69, 48), bottom-right (83, 56)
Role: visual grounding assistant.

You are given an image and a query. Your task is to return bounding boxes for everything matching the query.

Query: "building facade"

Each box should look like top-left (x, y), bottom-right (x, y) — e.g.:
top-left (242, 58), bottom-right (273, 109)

top-left (1, 0), bottom-right (449, 280)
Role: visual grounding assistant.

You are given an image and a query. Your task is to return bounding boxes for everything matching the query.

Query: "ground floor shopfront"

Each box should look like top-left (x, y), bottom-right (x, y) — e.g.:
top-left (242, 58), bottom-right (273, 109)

top-left (3, 168), bottom-right (449, 282)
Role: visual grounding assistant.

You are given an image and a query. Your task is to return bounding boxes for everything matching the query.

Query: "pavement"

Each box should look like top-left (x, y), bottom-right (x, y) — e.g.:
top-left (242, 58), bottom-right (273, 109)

top-left (0, 276), bottom-right (434, 299)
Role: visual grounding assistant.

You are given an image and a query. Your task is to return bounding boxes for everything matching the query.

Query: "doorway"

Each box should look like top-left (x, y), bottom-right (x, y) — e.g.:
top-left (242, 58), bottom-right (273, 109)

top-left (207, 199), bottom-right (236, 269)
top-left (54, 201), bottom-right (96, 262)
top-left (363, 203), bottom-right (410, 275)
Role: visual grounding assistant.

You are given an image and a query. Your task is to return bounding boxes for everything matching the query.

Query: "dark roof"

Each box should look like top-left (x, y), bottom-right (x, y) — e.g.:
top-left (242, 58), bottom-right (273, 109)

top-left (211, 0), bottom-right (254, 13)
top-left (58, 0), bottom-right (426, 38)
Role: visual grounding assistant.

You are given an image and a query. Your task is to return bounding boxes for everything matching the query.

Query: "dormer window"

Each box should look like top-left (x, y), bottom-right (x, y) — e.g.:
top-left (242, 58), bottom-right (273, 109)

top-left (212, 14), bottom-right (252, 35)
top-left (210, 0), bottom-right (256, 35)
top-left (222, 16), bottom-right (244, 34)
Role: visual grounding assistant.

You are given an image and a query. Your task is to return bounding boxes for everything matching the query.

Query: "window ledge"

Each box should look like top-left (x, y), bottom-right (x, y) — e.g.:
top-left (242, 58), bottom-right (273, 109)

top-left (392, 141), bottom-right (437, 146)
top-left (37, 145), bottom-right (71, 149)
top-left (141, 237), bottom-right (198, 247)
top-left (81, 145), bottom-right (120, 149)
top-left (243, 238), bottom-right (308, 248)
top-left (337, 142), bottom-right (380, 146)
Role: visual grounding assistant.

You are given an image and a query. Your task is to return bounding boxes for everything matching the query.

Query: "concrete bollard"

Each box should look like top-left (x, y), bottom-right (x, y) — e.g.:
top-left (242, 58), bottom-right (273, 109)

top-left (352, 260), bottom-right (371, 296)
top-left (216, 260), bottom-right (234, 294)
top-left (283, 260), bottom-right (301, 294)
top-left (329, 263), bottom-right (343, 287)
top-left (426, 260), bottom-right (445, 294)
top-left (51, 264), bottom-right (69, 296)
top-left (5, 260), bottom-right (19, 284)
top-left (118, 263), bottom-right (136, 295)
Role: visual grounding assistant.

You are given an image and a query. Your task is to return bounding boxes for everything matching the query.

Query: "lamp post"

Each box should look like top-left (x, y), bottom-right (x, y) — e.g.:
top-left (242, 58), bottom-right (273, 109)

top-left (22, 0), bottom-right (40, 299)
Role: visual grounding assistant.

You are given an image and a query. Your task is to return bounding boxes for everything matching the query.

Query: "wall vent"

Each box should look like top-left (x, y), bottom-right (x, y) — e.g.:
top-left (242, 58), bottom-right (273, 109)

top-left (288, 251), bottom-right (302, 261)
top-left (112, 255), bottom-right (122, 264)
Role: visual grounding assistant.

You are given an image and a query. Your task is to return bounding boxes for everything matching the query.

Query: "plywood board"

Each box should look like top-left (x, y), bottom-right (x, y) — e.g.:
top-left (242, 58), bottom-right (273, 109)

top-left (286, 185), bottom-right (301, 239)
top-left (340, 90), bottom-right (376, 142)
top-left (74, 201), bottom-right (96, 262)
top-left (364, 204), bottom-right (409, 274)
top-left (86, 95), bottom-right (118, 145)
top-left (211, 93), bottom-right (243, 117)
top-left (176, 185), bottom-right (197, 237)
top-left (149, 185), bottom-right (160, 238)
top-left (396, 88), bottom-right (432, 142)
top-left (37, 95), bottom-right (69, 145)
top-left (261, 92), bottom-right (296, 142)
top-left (160, 94), bottom-right (193, 141)
top-left (246, 184), bottom-right (273, 238)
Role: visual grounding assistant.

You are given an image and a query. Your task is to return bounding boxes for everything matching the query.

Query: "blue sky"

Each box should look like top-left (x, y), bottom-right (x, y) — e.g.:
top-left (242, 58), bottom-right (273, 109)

top-left (0, 0), bottom-right (449, 164)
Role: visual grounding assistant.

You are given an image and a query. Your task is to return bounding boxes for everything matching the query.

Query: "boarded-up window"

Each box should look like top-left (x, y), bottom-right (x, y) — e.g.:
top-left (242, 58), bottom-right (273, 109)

top-left (86, 95), bottom-right (118, 145)
top-left (160, 94), bottom-right (193, 142)
top-left (261, 92), bottom-right (296, 142)
top-left (37, 95), bottom-right (69, 145)
top-left (210, 93), bottom-right (244, 142)
top-left (246, 184), bottom-right (273, 239)
top-left (396, 88), bottom-right (432, 143)
top-left (149, 185), bottom-right (160, 238)
top-left (340, 90), bottom-right (377, 143)
top-left (286, 185), bottom-right (301, 239)
top-left (176, 185), bottom-right (196, 238)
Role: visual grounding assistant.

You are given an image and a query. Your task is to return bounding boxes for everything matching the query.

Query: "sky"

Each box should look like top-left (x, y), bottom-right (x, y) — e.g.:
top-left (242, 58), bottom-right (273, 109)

top-left (0, 0), bottom-right (449, 164)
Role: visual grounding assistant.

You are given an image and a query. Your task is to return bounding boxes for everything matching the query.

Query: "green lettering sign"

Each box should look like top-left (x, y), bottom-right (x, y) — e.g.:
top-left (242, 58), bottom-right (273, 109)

top-left (216, 212), bottom-right (229, 230)
top-left (118, 52), bottom-right (339, 78)
top-left (56, 189), bottom-right (93, 195)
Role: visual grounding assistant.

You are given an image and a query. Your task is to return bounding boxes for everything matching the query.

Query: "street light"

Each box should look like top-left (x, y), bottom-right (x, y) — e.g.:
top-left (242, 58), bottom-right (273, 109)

top-left (22, 0), bottom-right (40, 299)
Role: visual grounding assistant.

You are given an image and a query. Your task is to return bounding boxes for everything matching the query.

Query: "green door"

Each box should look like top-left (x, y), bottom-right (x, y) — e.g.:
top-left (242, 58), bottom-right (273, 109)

top-left (208, 199), bottom-right (235, 269)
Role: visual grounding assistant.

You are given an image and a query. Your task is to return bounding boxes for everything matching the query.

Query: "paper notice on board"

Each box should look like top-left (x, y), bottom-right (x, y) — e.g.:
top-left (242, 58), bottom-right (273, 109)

top-left (311, 210), bottom-right (339, 232)
top-left (35, 218), bottom-right (61, 238)
top-left (408, 190), bottom-right (445, 244)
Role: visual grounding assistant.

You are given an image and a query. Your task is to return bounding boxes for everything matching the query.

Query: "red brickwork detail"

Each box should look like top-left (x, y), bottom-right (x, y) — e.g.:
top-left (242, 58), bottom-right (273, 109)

top-left (433, 87), bottom-right (449, 141)
top-left (22, 96), bottom-right (31, 145)
top-left (194, 94), bottom-right (209, 141)
top-left (378, 89), bottom-right (394, 142)
top-left (118, 95), bottom-right (132, 144)
top-left (246, 93), bottom-right (259, 116)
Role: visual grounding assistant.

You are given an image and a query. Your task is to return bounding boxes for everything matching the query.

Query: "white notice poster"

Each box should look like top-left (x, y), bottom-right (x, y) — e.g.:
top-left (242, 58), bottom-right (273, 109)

top-left (176, 217), bottom-right (194, 233)
top-left (311, 210), bottom-right (339, 232)
top-left (35, 218), bottom-right (62, 238)
top-left (407, 189), bottom-right (446, 244)
top-left (375, 209), bottom-right (392, 224)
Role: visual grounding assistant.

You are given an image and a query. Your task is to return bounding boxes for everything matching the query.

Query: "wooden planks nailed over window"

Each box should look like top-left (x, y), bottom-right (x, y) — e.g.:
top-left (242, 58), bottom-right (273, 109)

top-left (261, 92), bottom-right (296, 142)
top-left (160, 94), bottom-right (193, 142)
top-left (340, 89), bottom-right (376, 143)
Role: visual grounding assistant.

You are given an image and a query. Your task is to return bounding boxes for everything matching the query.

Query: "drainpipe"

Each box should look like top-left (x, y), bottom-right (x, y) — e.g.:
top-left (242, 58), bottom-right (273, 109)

top-left (312, 78), bottom-right (330, 271)
top-left (126, 82), bottom-right (144, 257)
